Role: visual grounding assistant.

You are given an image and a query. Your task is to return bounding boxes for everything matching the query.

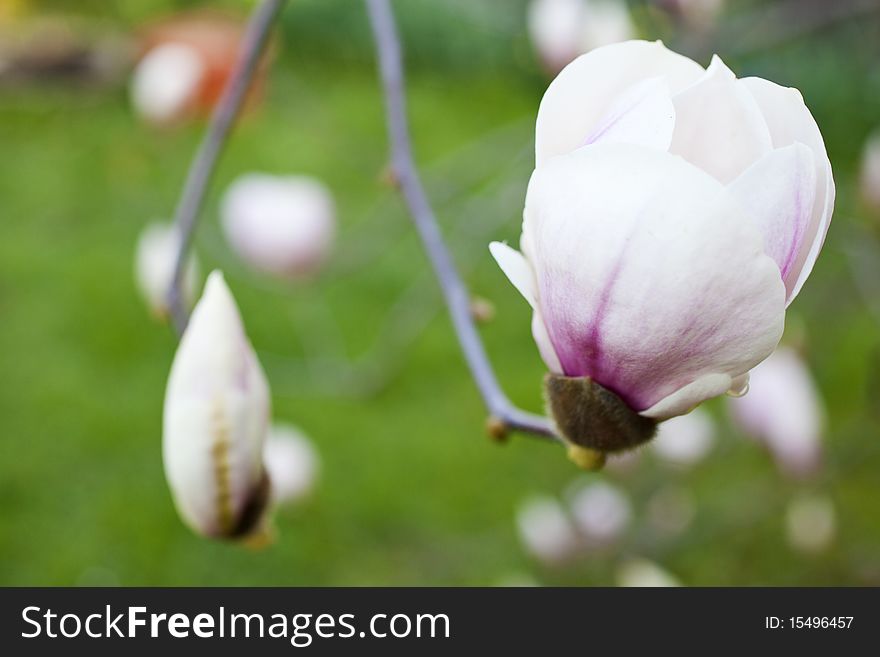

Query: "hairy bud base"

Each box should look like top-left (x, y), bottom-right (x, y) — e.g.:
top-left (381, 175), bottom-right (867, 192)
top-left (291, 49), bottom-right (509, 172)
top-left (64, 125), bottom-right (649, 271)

top-left (544, 374), bottom-right (657, 452)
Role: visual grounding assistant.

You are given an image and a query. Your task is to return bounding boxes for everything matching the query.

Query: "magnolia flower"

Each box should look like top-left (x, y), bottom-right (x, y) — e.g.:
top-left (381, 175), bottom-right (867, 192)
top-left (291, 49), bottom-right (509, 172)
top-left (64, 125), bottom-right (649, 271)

top-left (859, 130), bottom-right (880, 213)
top-left (221, 173), bottom-right (336, 279)
top-left (567, 480), bottom-right (631, 547)
top-left (163, 271), bottom-right (271, 539)
top-left (728, 347), bottom-right (824, 478)
top-left (785, 494), bottom-right (835, 555)
top-left (650, 407), bottom-right (715, 467)
top-left (263, 424), bottom-right (320, 505)
top-left (527, 0), bottom-right (635, 74)
top-left (491, 40), bottom-right (834, 456)
top-left (516, 495), bottom-right (579, 564)
top-left (616, 558), bottom-right (681, 587)
top-left (134, 222), bottom-right (198, 319)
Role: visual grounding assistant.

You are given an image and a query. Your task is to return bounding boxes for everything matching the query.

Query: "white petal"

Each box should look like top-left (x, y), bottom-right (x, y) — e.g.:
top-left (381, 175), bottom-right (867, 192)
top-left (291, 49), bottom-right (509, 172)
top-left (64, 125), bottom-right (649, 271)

top-left (536, 40), bottom-right (704, 166)
top-left (669, 55), bottom-right (774, 183)
top-left (729, 143), bottom-right (817, 304)
top-left (583, 76), bottom-right (676, 151)
top-left (642, 373), bottom-right (731, 420)
top-left (523, 143), bottom-right (785, 415)
top-left (742, 77), bottom-right (835, 303)
top-left (489, 241), bottom-right (537, 307)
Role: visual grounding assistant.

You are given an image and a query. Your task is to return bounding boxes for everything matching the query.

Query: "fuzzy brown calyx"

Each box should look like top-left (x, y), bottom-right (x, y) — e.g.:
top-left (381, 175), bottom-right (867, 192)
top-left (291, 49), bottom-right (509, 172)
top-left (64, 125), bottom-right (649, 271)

top-left (544, 374), bottom-right (657, 453)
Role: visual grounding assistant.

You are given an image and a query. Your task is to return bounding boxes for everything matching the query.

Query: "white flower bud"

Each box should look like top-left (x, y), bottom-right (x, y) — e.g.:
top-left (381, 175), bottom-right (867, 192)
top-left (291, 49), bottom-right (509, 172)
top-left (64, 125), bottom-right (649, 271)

top-left (163, 271), bottom-right (271, 539)
top-left (130, 42), bottom-right (205, 125)
top-left (264, 424), bottom-right (319, 505)
top-left (491, 41), bottom-right (833, 454)
top-left (134, 221), bottom-right (198, 320)
top-left (221, 173), bottom-right (336, 279)
top-left (516, 495), bottom-right (579, 565)
top-left (651, 407), bottom-right (715, 467)
top-left (616, 558), bottom-right (681, 587)
top-left (785, 494), bottom-right (835, 555)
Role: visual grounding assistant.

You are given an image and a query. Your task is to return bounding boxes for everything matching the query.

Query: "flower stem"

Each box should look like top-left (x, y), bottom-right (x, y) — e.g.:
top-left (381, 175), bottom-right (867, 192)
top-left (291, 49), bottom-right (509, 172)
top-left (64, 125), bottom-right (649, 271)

top-left (364, 0), bottom-right (560, 443)
top-left (167, 0), bottom-right (286, 335)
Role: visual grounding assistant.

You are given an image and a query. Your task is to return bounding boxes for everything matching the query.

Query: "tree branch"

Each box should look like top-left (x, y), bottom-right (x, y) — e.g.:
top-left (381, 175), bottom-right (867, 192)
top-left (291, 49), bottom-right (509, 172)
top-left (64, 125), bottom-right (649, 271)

top-left (167, 0), bottom-right (286, 335)
top-left (364, 0), bottom-right (560, 443)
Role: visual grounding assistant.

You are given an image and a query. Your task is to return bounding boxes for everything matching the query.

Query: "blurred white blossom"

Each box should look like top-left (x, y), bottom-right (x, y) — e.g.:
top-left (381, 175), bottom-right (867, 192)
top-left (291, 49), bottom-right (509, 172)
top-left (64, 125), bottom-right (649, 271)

top-left (567, 480), bottom-right (631, 547)
top-left (728, 347), bottom-right (824, 478)
top-left (134, 221), bottom-right (198, 320)
top-left (527, 0), bottom-right (635, 74)
top-left (516, 495), bottom-right (578, 564)
top-left (264, 424), bottom-right (320, 505)
top-left (130, 42), bottom-right (205, 124)
top-left (651, 407), bottom-right (715, 467)
top-left (859, 130), bottom-right (880, 213)
top-left (221, 173), bottom-right (336, 279)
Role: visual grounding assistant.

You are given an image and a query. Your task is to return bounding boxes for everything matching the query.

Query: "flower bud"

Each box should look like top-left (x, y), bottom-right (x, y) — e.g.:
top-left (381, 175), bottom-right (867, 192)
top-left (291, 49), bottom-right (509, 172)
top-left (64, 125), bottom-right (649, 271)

top-left (134, 222), bottom-right (198, 320)
top-left (221, 173), bottom-right (336, 279)
top-left (491, 40), bottom-right (833, 455)
top-left (728, 347), bottom-right (823, 478)
top-left (264, 424), bottom-right (319, 505)
top-left (651, 407), bottom-right (715, 467)
top-left (528, 0), bottom-right (635, 74)
top-left (516, 495), bottom-right (579, 565)
top-left (163, 270), bottom-right (271, 539)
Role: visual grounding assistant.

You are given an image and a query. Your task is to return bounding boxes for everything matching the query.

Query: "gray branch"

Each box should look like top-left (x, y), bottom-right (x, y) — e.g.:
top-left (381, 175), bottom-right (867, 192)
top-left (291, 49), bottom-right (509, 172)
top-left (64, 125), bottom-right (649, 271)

top-left (364, 0), bottom-right (559, 442)
top-left (167, 0), bottom-right (286, 334)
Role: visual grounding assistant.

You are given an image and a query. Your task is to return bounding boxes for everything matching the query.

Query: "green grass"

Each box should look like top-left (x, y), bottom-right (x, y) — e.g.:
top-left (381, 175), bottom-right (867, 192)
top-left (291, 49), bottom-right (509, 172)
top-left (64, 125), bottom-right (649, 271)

top-left (1, 3), bottom-right (880, 585)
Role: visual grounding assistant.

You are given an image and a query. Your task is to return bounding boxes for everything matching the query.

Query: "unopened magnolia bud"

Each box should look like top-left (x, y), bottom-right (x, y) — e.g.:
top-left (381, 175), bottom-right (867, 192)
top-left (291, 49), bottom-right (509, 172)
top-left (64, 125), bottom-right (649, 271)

top-left (264, 424), bottom-right (319, 505)
top-left (130, 42), bottom-right (205, 125)
top-left (650, 407), bottom-right (715, 467)
top-left (221, 173), bottom-right (336, 279)
top-left (545, 374), bottom-right (657, 455)
top-left (163, 271), bottom-right (271, 539)
top-left (134, 222), bottom-right (198, 320)
top-left (516, 495), bottom-right (579, 565)
top-left (616, 558), bottom-right (681, 587)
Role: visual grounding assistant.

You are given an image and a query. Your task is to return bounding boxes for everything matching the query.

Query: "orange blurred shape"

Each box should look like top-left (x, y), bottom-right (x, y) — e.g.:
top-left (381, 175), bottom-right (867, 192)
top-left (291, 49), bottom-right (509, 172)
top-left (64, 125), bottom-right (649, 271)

top-left (136, 10), bottom-right (275, 123)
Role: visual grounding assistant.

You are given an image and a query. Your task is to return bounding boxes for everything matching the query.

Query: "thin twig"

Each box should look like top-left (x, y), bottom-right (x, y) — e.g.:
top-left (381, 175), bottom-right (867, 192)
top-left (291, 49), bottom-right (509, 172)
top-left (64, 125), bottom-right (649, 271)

top-left (167, 0), bottom-right (286, 334)
top-left (364, 0), bottom-right (559, 442)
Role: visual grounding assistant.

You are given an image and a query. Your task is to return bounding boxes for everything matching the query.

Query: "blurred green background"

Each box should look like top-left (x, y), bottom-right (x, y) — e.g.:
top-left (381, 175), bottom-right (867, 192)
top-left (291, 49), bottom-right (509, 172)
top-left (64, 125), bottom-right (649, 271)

top-left (1, 0), bottom-right (879, 586)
